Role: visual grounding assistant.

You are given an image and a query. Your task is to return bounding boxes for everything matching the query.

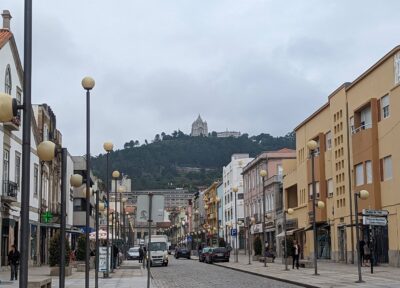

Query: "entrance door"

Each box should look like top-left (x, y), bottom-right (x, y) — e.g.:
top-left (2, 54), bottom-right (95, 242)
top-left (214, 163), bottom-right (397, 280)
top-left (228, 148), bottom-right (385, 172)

top-left (338, 226), bottom-right (346, 262)
top-left (372, 226), bottom-right (389, 264)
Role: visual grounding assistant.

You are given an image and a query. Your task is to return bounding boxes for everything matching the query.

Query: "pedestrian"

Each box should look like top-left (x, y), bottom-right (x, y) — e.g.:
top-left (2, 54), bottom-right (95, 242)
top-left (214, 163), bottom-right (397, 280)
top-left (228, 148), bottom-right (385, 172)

top-left (363, 242), bottom-right (370, 267)
top-left (113, 245), bottom-right (119, 269)
top-left (139, 246), bottom-right (144, 263)
top-left (359, 239), bottom-right (365, 266)
top-left (8, 245), bottom-right (20, 281)
top-left (291, 240), bottom-right (300, 269)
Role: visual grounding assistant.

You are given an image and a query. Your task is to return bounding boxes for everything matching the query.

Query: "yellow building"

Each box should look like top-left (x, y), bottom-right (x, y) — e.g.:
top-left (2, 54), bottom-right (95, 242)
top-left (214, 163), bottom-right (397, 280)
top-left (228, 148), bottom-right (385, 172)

top-left (203, 182), bottom-right (220, 245)
top-left (283, 46), bottom-right (400, 266)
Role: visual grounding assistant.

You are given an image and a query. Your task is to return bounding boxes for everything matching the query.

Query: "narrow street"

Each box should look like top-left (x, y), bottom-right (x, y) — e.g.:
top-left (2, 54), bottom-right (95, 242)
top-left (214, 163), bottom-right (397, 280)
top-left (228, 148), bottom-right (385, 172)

top-left (151, 257), bottom-right (300, 288)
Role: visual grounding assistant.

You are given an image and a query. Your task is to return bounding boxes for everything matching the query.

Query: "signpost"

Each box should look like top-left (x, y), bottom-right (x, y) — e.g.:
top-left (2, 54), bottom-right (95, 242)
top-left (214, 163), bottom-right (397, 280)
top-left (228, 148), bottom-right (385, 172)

top-left (362, 209), bottom-right (389, 217)
top-left (42, 211), bottom-right (53, 223)
top-left (362, 216), bottom-right (387, 226)
top-left (98, 247), bottom-right (111, 272)
top-left (231, 229), bottom-right (237, 237)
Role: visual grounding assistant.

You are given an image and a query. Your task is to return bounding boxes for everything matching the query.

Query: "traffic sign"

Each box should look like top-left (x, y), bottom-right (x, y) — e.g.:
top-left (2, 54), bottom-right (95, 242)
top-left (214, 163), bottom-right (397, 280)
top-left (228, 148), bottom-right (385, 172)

top-left (362, 209), bottom-right (389, 217)
top-left (187, 236), bottom-right (192, 241)
top-left (231, 229), bottom-right (237, 237)
top-left (363, 216), bottom-right (387, 226)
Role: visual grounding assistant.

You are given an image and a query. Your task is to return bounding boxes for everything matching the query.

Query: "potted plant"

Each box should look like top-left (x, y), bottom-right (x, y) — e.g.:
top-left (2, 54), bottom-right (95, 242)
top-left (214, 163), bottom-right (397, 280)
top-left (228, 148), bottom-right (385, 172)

top-left (75, 235), bottom-right (88, 271)
top-left (253, 236), bottom-right (262, 261)
top-left (49, 231), bottom-right (72, 276)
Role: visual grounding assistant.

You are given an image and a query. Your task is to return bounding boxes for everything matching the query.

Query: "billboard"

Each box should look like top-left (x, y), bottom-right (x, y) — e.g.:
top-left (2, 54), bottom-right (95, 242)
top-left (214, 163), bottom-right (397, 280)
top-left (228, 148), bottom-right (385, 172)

top-left (137, 194), bottom-right (165, 223)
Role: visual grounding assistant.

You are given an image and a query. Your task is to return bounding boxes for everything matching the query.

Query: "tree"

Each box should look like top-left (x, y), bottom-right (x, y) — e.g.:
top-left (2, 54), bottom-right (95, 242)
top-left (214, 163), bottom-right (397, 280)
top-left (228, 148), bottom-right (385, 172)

top-left (49, 231), bottom-right (71, 267)
top-left (76, 235), bottom-right (86, 261)
top-left (154, 134), bottom-right (161, 142)
top-left (254, 236), bottom-right (262, 256)
top-left (144, 139), bottom-right (148, 145)
top-left (134, 140), bottom-right (140, 146)
top-left (211, 131), bottom-right (217, 137)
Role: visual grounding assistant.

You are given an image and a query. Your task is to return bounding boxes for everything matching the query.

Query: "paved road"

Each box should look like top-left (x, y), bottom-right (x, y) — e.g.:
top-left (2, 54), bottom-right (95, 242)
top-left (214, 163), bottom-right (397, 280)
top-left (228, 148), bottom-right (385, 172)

top-left (151, 257), bottom-right (301, 288)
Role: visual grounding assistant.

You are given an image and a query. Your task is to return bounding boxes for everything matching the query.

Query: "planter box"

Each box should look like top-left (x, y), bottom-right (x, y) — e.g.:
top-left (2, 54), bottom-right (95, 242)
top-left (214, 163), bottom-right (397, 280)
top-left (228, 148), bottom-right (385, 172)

top-left (50, 266), bottom-right (72, 276)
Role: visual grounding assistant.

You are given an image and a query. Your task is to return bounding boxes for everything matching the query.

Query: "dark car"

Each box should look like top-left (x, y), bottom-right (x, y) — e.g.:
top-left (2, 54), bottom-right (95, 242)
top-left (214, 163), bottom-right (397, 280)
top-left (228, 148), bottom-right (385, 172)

top-left (210, 247), bottom-right (230, 262)
top-left (175, 247), bottom-right (191, 259)
top-left (199, 247), bottom-right (212, 262)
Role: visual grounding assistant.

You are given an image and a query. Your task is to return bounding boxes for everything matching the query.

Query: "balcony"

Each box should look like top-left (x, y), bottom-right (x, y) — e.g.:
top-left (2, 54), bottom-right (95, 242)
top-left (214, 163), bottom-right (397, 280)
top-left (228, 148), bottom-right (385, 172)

top-left (352, 122), bottom-right (372, 135)
top-left (265, 175), bottom-right (283, 186)
top-left (3, 115), bottom-right (21, 131)
top-left (2, 180), bottom-right (18, 202)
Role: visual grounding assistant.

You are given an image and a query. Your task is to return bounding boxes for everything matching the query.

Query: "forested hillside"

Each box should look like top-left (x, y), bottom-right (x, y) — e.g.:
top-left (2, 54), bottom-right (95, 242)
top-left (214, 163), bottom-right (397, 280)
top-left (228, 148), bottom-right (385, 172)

top-left (91, 131), bottom-right (295, 190)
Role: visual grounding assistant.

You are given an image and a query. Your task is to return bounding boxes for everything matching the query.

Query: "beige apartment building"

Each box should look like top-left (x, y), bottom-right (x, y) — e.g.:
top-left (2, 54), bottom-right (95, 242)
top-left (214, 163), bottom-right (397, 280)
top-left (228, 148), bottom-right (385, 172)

top-left (283, 46), bottom-right (400, 267)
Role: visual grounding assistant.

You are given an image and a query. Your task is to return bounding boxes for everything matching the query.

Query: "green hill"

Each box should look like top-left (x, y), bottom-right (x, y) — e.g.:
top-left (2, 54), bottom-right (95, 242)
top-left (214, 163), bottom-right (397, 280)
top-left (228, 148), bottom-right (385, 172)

top-left (91, 131), bottom-right (295, 190)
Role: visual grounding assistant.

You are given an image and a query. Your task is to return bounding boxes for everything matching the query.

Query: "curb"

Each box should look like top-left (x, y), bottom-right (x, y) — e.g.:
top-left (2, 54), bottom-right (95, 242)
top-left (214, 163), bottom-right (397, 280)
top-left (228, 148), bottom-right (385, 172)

top-left (212, 263), bottom-right (320, 288)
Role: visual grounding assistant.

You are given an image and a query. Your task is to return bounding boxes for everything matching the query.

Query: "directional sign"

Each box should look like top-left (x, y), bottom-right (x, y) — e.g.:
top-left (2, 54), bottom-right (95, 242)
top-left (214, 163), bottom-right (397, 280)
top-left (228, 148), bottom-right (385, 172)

top-left (362, 209), bottom-right (389, 217)
top-left (363, 216), bottom-right (388, 226)
top-left (231, 229), bottom-right (237, 237)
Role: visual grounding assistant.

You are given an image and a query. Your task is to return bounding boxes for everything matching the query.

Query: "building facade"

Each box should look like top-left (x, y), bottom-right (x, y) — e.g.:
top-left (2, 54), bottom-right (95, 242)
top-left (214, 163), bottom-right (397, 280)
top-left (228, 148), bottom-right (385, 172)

top-left (243, 148), bottom-right (295, 256)
top-left (223, 154), bottom-right (253, 250)
top-left (283, 46), bottom-right (400, 266)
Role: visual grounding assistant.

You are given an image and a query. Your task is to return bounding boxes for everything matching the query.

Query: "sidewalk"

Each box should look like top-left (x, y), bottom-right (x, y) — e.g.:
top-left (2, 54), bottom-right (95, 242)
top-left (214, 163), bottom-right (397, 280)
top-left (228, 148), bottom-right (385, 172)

top-left (205, 252), bottom-right (400, 288)
top-left (0, 262), bottom-right (148, 287)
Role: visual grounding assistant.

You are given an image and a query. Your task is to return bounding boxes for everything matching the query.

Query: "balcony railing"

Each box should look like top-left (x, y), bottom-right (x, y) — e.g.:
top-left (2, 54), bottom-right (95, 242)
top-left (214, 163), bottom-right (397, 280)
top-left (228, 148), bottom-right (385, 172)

top-left (2, 180), bottom-right (18, 198)
top-left (352, 122), bottom-right (372, 134)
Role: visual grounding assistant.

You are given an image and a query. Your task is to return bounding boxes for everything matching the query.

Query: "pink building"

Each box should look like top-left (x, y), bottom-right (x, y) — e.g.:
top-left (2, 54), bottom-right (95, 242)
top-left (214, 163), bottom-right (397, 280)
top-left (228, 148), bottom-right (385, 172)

top-left (243, 148), bottom-right (296, 256)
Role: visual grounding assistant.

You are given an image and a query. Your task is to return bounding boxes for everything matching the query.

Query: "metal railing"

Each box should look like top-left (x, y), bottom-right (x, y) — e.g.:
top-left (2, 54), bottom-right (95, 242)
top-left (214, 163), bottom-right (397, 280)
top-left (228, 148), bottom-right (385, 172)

top-left (2, 180), bottom-right (18, 198)
top-left (352, 122), bottom-right (372, 134)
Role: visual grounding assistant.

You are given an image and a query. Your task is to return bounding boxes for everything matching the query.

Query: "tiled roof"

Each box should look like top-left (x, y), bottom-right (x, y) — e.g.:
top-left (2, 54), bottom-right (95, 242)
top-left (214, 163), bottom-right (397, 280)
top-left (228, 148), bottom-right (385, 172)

top-left (0, 29), bottom-right (12, 49)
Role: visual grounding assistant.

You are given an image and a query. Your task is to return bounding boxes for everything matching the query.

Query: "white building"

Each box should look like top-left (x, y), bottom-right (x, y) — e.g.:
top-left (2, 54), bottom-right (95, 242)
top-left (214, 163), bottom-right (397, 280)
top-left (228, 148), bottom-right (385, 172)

top-left (216, 130), bottom-right (241, 138)
top-left (222, 154), bottom-right (253, 249)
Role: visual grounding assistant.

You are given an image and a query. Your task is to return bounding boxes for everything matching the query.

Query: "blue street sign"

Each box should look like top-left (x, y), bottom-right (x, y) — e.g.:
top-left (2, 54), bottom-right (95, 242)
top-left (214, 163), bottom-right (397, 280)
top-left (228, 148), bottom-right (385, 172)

top-left (187, 236), bottom-right (192, 241)
top-left (231, 228), bottom-right (237, 237)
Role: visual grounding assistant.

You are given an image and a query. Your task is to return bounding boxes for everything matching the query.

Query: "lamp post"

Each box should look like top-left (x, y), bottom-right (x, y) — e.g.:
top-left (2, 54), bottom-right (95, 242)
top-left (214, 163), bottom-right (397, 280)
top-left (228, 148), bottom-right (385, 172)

top-left (232, 187), bottom-right (239, 263)
top-left (103, 142), bottom-right (113, 278)
top-left (110, 211), bottom-right (114, 272)
top-left (0, 4), bottom-right (33, 286)
top-left (122, 197), bottom-right (127, 256)
top-left (355, 190), bottom-right (369, 283)
top-left (37, 141), bottom-right (83, 288)
top-left (216, 196), bottom-right (220, 245)
top-left (283, 208), bottom-right (294, 271)
top-left (307, 139), bottom-right (325, 276)
top-left (94, 192), bottom-right (105, 288)
top-left (81, 76), bottom-right (95, 288)
top-left (259, 170), bottom-right (267, 267)
top-left (112, 170), bottom-right (120, 267)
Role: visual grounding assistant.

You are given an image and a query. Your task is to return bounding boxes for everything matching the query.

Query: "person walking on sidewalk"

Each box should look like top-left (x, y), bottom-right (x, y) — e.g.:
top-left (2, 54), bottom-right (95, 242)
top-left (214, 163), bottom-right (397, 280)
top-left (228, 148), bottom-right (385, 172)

top-left (363, 242), bottom-right (371, 267)
top-left (139, 246), bottom-right (144, 263)
top-left (8, 245), bottom-right (20, 281)
top-left (292, 240), bottom-right (300, 269)
top-left (359, 239), bottom-right (365, 266)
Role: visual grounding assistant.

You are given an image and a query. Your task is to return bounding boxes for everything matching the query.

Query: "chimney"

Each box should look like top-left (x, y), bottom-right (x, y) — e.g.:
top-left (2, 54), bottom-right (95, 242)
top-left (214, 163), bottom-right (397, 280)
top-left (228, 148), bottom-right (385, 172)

top-left (2, 10), bottom-right (12, 30)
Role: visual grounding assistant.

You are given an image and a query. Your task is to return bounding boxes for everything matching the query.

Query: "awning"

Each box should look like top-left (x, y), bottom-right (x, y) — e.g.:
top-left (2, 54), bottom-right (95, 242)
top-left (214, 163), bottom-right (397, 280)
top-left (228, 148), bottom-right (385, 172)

top-left (304, 222), bottom-right (329, 231)
top-left (276, 227), bottom-right (304, 238)
top-left (39, 223), bottom-right (84, 234)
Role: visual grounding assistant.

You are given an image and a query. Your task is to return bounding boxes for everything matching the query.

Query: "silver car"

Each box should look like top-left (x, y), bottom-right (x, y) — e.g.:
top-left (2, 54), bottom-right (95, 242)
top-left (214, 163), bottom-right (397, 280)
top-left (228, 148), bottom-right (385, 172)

top-left (127, 247), bottom-right (140, 260)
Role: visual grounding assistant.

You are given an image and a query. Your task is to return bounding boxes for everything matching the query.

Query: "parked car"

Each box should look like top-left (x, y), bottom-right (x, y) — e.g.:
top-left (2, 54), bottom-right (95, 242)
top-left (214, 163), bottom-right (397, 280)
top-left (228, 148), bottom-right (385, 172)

top-left (199, 247), bottom-right (212, 262)
top-left (127, 247), bottom-right (140, 260)
top-left (210, 247), bottom-right (230, 262)
top-left (175, 247), bottom-right (191, 259)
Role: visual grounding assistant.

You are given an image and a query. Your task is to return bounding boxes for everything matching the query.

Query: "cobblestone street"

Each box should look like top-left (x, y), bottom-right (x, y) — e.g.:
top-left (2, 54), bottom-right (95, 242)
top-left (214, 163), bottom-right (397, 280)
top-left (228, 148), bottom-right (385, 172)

top-left (151, 258), bottom-right (300, 288)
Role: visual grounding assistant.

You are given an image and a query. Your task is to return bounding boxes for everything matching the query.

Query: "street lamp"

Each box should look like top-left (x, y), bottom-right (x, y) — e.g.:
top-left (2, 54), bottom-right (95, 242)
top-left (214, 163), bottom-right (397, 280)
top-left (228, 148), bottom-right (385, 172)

top-left (283, 208), bottom-right (294, 271)
top-left (95, 197), bottom-right (105, 288)
top-left (307, 139), bottom-right (325, 276)
top-left (259, 169), bottom-right (267, 267)
top-left (232, 186), bottom-right (239, 263)
top-left (103, 142), bottom-right (113, 278)
top-left (355, 190), bottom-right (369, 283)
top-left (37, 141), bottom-right (82, 288)
top-left (109, 211), bottom-right (115, 272)
top-left (82, 76), bottom-right (95, 288)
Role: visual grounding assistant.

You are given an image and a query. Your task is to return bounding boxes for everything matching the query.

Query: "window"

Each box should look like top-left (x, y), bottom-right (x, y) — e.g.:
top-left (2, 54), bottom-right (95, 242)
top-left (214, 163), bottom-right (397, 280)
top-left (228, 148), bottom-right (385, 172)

top-left (383, 156), bottom-right (392, 181)
top-left (355, 163), bottom-right (364, 186)
top-left (277, 164), bottom-right (283, 176)
top-left (327, 179), bottom-right (333, 197)
top-left (5, 65), bottom-right (12, 94)
top-left (43, 123), bottom-right (49, 141)
top-left (381, 95), bottom-right (390, 119)
top-left (309, 182), bottom-right (320, 199)
top-left (350, 117), bottom-right (354, 133)
top-left (360, 106), bottom-right (372, 129)
top-left (325, 131), bottom-right (332, 150)
top-left (15, 153), bottom-right (21, 190)
top-left (33, 164), bottom-right (39, 196)
top-left (365, 161), bottom-right (372, 184)
top-left (3, 149), bottom-right (10, 183)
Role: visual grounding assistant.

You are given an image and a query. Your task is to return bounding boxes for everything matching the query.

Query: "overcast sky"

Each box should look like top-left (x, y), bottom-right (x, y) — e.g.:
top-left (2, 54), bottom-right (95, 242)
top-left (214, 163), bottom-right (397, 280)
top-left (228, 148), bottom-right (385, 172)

top-left (2, 0), bottom-right (400, 155)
